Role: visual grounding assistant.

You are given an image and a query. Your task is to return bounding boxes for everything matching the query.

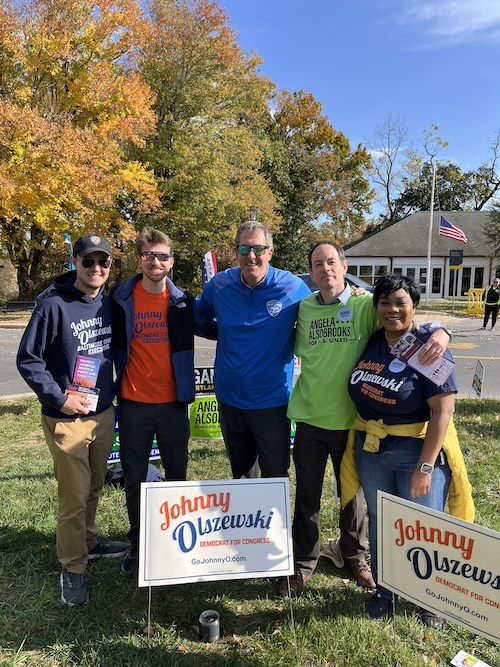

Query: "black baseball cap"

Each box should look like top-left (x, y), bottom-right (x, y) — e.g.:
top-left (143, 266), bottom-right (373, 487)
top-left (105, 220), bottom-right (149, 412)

top-left (72, 234), bottom-right (112, 258)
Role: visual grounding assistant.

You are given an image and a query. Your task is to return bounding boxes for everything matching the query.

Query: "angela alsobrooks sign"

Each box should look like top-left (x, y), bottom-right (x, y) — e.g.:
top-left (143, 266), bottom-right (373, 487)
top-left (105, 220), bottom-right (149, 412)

top-left (378, 492), bottom-right (500, 644)
top-left (138, 478), bottom-right (294, 587)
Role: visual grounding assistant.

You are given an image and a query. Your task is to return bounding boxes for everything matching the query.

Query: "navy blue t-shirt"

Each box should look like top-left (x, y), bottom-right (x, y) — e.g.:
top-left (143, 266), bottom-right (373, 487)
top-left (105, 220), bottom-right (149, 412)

top-left (347, 328), bottom-right (457, 424)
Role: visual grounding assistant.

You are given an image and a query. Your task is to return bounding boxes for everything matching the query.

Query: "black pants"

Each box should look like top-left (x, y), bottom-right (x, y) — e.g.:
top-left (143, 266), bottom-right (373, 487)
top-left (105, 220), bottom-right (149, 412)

top-left (118, 398), bottom-right (189, 553)
top-left (292, 422), bottom-right (368, 576)
top-left (483, 304), bottom-right (499, 328)
top-left (218, 401), bottom-right (290, 478)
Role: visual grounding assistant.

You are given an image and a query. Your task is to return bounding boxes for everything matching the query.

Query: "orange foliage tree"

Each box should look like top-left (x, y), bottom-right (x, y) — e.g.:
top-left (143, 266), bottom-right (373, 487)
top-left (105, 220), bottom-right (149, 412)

top-left (0, 0), bottom-right (160, 299)
top-left (263, 90), bottom-right (374, 273)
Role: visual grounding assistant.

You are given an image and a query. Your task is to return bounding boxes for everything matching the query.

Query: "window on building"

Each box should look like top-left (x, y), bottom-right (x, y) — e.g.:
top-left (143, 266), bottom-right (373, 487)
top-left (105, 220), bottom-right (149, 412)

top-left (432, 268), bottom-right (442, 294)
top-left (406, 268), bottom-right (416, 281)
top-left (474, 267), bottom-right (484, 289)
top-left (461, 268), bottom-right (471, 295)
top-left (360, 265), bottom-right (372, 283)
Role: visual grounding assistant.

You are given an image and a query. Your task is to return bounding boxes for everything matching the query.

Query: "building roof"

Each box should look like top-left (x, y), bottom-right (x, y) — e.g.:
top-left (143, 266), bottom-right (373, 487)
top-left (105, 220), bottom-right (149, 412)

top-left (345, 211), bottom-right (493, 258)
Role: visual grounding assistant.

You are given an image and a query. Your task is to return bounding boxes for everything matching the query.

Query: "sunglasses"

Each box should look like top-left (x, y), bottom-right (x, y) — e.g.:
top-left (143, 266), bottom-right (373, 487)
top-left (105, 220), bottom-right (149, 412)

top-left (237, 245), bottom-right (270, 256)
top-left (140, 251), bottom-right (172, 262)
top-left (81, 257), bottom-right (112, 269)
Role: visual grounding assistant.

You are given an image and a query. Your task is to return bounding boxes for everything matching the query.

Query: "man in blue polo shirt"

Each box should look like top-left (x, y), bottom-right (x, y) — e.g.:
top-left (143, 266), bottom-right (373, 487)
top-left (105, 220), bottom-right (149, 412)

top-left (197, 220), bottom-right (310, 478)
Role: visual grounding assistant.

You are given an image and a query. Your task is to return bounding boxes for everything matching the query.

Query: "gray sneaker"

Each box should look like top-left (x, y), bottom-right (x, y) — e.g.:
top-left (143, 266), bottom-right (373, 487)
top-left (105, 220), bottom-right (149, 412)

top-left (88, 535), bottom-right (128, 560)
top-left (60, 569), bottom-right (88, 606)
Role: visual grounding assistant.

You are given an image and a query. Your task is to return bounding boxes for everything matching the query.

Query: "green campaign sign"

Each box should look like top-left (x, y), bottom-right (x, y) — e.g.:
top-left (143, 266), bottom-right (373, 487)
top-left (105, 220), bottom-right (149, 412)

top-left (189, 395), bottom-right (223, 439)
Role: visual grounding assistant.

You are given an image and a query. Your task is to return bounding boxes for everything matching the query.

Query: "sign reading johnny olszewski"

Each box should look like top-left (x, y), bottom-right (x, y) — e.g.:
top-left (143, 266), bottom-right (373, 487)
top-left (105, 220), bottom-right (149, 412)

top-left (378, 492), bottom-right (499, 644)
top-left (138, 478), bottom-right (294, 587)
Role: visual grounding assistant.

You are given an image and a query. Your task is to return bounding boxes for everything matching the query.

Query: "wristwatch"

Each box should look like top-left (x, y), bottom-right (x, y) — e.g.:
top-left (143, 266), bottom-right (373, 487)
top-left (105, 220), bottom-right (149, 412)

top-left (417, 460), bottom-right (434, 475)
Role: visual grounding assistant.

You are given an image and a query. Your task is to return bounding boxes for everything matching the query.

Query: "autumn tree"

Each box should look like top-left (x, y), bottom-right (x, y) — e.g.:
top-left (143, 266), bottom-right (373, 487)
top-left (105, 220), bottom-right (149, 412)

top-left (132, 0), bottom-right (279, 288)
top-left (0, 0), bottom-right (159, 299)
top-left (263, 90), bottom-right (373, 274)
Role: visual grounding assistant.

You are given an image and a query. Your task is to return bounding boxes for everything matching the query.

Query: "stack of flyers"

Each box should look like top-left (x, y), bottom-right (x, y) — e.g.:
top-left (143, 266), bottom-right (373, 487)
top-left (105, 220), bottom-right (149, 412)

top-left (451, 650), bottom-right (493, 667)
top-left (389, 331), bottom-right (455, 386)
top-left (65, 356), bottom-right (101, 412)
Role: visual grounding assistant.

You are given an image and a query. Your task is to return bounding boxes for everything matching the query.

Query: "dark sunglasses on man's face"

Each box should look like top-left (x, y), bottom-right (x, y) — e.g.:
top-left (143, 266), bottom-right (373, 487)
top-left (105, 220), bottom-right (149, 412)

top-left (237, 244), bottom-right (270, 256)
top-left (140, 251), bottom-right (172, 262)
top-left (81, 257), bottom-right (112, 269)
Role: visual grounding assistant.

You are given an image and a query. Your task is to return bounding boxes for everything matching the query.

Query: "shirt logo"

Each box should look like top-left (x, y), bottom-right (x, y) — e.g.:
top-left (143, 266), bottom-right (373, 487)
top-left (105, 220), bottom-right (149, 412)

top-left (267, 299), bottom-right (282, 317)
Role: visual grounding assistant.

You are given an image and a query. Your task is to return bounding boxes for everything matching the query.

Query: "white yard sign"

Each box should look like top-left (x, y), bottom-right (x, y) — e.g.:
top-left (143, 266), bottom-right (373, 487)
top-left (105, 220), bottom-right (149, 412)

top-left (138, 478), bottom-right (294, 587)
top-left (378, 492), bottom-right (499, 644)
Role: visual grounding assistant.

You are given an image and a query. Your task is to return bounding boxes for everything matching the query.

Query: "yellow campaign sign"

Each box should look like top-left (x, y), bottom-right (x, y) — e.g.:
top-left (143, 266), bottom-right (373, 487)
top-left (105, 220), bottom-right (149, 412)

top-left (190, 395), bottom-right (223, 439)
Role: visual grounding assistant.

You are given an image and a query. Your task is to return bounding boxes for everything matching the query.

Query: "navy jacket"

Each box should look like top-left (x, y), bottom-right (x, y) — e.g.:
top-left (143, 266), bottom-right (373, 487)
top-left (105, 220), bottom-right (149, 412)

top-left (17, 271), bottom-right (114, 417)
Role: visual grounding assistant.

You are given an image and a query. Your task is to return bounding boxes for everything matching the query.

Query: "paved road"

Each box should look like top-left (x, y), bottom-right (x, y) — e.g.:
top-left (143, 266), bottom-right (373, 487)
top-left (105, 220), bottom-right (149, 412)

top-left (1, 317), bottom-right (499, 400)
top-left (0, 329), bottom-right (217, 399)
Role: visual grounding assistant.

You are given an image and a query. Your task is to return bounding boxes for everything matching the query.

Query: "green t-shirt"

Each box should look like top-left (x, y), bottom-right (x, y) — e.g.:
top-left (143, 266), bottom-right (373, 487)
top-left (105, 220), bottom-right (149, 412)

top-left (288, 290), bottom-right (379, 430)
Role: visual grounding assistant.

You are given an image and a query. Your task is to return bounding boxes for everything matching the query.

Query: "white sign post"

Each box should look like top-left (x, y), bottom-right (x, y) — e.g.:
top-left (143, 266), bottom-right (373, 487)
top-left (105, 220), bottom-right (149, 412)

top-left (378, 492), bottom-right (500, 644)
top-left (138, 478), bottom-right (294, 587)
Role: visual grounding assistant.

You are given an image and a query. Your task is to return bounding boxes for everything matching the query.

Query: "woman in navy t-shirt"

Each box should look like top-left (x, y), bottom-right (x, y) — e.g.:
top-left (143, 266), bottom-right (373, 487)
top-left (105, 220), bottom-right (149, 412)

top-left (345, 274), bottom-right (471, 630)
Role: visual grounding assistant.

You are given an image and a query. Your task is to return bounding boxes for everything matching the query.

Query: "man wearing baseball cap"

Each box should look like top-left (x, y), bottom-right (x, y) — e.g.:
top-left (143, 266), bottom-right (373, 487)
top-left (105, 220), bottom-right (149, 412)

top-left (17, 232), bottom-right (127, 606)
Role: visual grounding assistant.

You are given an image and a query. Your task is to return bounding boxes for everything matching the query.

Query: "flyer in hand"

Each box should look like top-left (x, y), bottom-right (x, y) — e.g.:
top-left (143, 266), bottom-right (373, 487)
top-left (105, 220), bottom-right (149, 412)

top-left (390, 332), bottom-right (455, 386)
top-left (65, 356), bottom-right (101, 411)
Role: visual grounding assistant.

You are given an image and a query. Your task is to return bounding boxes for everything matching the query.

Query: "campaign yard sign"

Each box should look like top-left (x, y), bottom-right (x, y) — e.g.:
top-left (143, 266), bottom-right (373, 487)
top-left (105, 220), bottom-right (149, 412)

top-left (378, 492), bottom-right (500, 644)
top-left (138, 478), bottom-right (294, 587)
top-left (190, 367), bottom-right (222, 439)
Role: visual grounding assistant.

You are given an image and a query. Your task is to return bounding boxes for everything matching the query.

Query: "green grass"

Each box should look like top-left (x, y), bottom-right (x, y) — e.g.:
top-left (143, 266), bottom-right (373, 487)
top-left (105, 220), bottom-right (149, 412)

top-left (0, 396), bottom-right (499, 667)
top-left (0, 311), bottom-right (33, 321)
top-left (417, 300), bottom-right (469, 317)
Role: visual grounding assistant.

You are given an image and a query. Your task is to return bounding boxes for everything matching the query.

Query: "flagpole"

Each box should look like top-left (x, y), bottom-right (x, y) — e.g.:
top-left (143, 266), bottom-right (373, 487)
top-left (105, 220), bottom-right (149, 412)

top-left (425, 161), bottom-right (437, 306)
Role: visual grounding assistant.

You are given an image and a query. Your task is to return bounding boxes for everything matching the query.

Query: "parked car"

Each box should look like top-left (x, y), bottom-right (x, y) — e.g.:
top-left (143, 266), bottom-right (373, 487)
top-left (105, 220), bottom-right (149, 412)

top-left (296, 273), bottom-right (374, 293)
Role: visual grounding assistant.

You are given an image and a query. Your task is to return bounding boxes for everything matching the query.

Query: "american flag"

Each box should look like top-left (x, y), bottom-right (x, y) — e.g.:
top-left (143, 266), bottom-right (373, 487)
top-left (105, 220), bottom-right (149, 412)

top-left (439, 216), bottom-right (468, 244)
top-left (201, 250), bottom-right (217, 288)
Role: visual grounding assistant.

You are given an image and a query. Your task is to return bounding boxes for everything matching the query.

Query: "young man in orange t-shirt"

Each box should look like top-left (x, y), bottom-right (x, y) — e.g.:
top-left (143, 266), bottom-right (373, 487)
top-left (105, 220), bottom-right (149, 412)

top-left (112, 227), bottom-right (215, 572)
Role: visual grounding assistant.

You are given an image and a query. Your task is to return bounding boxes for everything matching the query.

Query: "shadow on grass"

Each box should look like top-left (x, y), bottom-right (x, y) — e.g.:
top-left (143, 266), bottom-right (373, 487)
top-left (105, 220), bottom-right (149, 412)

top-left (0, 525), bottom-right (55, 553)
top-left (0, 470), bottom-right (53, 482)
top-left (0, 400), bottom-right (35, 417)
top-left (0, 537), bottom-right (366, 667)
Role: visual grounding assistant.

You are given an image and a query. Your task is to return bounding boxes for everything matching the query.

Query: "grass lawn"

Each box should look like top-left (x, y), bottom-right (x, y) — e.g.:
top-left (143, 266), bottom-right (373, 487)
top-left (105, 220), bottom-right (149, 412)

top-left (0, 396), bottom-right (498, 667)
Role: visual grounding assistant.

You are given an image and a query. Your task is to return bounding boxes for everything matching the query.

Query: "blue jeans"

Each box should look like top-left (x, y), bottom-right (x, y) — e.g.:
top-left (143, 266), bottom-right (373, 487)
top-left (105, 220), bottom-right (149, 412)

top-left (356, 433), bottom-right (451, 599)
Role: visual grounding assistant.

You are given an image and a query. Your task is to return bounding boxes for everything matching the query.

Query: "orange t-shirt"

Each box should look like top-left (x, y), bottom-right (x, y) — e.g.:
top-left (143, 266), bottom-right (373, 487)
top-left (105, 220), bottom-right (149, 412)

top-left (120, 281), bottom-right (177, 403)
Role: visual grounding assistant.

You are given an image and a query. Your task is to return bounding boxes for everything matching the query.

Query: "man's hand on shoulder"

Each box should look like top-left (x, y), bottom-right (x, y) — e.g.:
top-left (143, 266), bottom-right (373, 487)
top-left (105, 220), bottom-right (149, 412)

top-left (417, 328), bottom-right (450, 365)
top-left (350, 286), bottom-right (369, 297)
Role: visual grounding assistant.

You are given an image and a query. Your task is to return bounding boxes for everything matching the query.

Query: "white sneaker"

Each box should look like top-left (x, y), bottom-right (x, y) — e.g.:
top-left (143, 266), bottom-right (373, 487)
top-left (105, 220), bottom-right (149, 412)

top-left (319, 538), bottom-right (344, 568)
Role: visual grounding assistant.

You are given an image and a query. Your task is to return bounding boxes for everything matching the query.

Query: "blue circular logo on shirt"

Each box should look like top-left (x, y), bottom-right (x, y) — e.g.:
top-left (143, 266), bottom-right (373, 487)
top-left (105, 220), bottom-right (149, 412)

top-left (389, 359), bottom-right (407, 373)
top-left (337, 307), bottom-right (352, 322)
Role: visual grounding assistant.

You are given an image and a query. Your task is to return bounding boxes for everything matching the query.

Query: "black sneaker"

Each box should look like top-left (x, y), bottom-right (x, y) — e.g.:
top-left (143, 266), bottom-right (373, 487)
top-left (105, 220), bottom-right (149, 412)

top-left (60, 568), bottom-right (88, 606)
top-left (121, 549), bottom-right (138, 573)
top-left (88, 535), bottom-right (128, 560)
top-left (364, 593), bottom-right (394, 620)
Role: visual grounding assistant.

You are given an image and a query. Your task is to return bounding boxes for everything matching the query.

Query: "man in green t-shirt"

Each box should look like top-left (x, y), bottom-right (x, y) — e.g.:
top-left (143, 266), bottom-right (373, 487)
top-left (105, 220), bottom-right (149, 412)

top-left (279, 241), bottom-right (450, 596)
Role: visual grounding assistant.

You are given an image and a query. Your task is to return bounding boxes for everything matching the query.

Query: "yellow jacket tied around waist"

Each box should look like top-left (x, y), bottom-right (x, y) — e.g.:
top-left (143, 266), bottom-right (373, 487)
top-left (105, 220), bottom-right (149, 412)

top-left (340, 415), bottom-right (475, 523)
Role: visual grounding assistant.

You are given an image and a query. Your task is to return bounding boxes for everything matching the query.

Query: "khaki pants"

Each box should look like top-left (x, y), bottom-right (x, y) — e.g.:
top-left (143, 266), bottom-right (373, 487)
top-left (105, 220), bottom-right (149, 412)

top-left (42, 405), bottom-right (114, 573)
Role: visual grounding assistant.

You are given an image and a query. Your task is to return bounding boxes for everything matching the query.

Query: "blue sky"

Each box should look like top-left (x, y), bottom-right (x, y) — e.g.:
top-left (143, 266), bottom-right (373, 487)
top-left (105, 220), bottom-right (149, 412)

top-left (222, 0), bottom-right (500, 176)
